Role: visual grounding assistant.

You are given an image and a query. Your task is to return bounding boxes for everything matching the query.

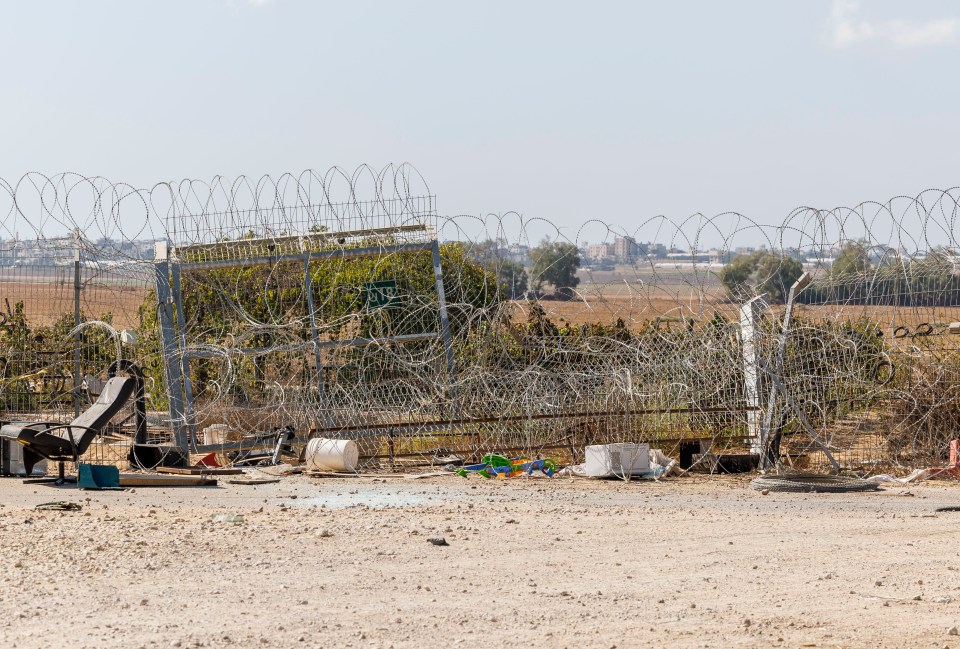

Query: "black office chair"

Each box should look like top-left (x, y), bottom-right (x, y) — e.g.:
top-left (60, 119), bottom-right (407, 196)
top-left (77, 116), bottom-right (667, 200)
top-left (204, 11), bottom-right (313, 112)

top-left (0, 376), bottom-right (135, 483)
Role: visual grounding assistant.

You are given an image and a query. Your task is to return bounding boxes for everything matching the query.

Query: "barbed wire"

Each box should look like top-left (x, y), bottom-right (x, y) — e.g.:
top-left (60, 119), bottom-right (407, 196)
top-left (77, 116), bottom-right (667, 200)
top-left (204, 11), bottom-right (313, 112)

top-left (1, 167), bottom-right (959, 471)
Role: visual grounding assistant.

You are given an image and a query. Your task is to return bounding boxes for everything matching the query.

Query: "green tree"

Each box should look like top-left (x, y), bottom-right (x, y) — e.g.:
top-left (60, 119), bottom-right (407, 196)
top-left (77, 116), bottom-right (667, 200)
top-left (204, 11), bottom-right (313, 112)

top-left (907, 246), bottom-right (956, 302)
top-left (831, 241), bottom-right (871, 278)
top-left (463, 240), bottom-right (529, 299)
top-left (755, 254), bottom-right (803, 303)
top-left (720, 250), bottom-right (803, 303)
top-left (719, 251), bottom-right (762, 302)
top-left (824, 242), bottom-right (873, 302)
top-left (530, 240), bottom-right (581, 300)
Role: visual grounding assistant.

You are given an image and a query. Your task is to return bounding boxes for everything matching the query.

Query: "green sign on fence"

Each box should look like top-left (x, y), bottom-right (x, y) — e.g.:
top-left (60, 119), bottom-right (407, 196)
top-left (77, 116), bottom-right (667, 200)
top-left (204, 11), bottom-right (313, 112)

top-left (364, 280), bottom-right (401, 309)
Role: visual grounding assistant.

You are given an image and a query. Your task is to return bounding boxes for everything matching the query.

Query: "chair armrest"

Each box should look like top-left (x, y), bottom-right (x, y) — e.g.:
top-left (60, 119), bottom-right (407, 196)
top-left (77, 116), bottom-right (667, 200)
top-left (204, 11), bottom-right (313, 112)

top-left (35, 424), bottom-right (105, 460)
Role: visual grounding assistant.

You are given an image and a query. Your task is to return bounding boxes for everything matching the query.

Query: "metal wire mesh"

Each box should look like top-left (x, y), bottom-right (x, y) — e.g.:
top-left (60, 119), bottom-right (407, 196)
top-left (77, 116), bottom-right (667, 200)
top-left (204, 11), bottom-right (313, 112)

top-left (1, 167), bottom-right (960, 474)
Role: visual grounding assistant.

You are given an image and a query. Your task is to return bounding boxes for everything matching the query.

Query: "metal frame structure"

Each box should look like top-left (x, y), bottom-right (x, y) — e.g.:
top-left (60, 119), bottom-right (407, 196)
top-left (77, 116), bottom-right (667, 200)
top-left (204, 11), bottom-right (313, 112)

top-left (153, 224), bottom-right (455, 456)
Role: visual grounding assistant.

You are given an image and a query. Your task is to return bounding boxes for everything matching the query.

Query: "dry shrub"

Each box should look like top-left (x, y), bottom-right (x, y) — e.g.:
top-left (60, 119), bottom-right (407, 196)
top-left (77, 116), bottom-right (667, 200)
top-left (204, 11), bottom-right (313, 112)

top-left (884, 353), bottom-right (960, 466)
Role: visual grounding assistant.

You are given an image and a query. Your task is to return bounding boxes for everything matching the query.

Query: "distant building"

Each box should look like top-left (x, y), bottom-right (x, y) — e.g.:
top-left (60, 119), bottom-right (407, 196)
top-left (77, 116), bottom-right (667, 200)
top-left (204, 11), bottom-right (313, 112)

top-left (645, 243), bottom-right (667, 259)
top-left (586, 242), bottom-right (615, 261)
top-left (706, 249), bottom-right (728, 264)
top-left (505, 243), bottom-right (529, 265)
top-left (665, 251), bottom-right (711, 263)
top-left (614, 236), bottom-right (641, 262)
top-left (803, 257), bottom-right (835, 270)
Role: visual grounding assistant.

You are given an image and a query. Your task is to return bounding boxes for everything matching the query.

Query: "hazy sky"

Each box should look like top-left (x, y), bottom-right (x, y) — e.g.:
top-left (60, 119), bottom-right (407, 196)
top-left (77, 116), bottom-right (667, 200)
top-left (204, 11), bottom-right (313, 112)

top-left (1, 1), bottom-right (959, 245)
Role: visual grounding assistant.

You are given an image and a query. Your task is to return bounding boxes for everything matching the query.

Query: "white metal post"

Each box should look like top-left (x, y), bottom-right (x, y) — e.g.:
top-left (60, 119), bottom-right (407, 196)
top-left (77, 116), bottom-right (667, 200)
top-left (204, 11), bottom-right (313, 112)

top-left (739, 296), bottom-right (766, 455)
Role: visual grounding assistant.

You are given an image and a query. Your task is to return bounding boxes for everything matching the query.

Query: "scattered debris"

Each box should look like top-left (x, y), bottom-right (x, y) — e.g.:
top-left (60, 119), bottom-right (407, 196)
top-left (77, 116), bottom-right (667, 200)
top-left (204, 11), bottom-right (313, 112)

top-left (210, 513), bottom-right (244, 524)
top-left (34, 501), bottom-right (82, 512)
top-left (456, 454), bottom-right (557, 479)
top-left (225, 426), bottom-right (298, 467)
top-left (226, 478), bottom-right (281, 485)
top-left (256, 463), bottom-right (302, 477)
top-left (562, 448), bottom-right (681, 480)
top-left (585, 443), bottom-right (650, 478)
top-left (119, 474), bottom-right (218, 487)
top-left (194, 451), bottom-right (222, 468)
top-left (157, 466), bottom-right (243, 476)
top-left (77, 463), bottom-right (122, 490)
top-left (867, 469), bottom-right (931, 484)
top-left (925, 440), bottom-right (960, 480)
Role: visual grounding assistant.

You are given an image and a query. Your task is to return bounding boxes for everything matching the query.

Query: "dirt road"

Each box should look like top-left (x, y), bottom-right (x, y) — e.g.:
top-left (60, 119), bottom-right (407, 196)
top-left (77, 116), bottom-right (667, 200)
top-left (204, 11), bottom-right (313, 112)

top-left (2, 474), bottom-right (959, 648)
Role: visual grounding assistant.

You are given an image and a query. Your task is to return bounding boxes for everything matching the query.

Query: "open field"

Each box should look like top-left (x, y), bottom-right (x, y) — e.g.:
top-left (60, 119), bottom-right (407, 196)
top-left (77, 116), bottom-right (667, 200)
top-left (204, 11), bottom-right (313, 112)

top-left (4, 474), bottom-right (960, 648)
top-left (0, 281), bottom-right (148, 328)
top-left (540, 281), bottom-right (960, 331)
top-left (530, 293), bottom-right (731, 327)
top-left (4, 269), bottom-right (960, 333)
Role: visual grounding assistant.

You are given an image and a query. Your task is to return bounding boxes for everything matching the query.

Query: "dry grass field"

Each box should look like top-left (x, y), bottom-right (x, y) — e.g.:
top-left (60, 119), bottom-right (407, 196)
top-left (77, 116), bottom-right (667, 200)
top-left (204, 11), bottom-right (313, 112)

top-left (0, 281), bottom-right (148, 328)
top-left (531, 291), bottom-right (733, 328)
top-left (4, 269), bottom-right (958, 342)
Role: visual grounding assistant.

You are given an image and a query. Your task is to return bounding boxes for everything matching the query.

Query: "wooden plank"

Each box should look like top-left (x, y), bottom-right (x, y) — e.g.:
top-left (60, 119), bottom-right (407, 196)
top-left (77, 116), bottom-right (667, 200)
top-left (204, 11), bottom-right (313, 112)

top-left (156, 466), bottom-right (243, 476)
top-left (119, 474), bottom-right (218, 487)
top-left (255, 464), bottom-right (302, 476)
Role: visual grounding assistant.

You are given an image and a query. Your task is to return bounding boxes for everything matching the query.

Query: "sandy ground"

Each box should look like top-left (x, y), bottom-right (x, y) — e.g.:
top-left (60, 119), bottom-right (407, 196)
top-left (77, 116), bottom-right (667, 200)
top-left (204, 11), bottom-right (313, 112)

top-left (3, 473), bottom-right (960, 648)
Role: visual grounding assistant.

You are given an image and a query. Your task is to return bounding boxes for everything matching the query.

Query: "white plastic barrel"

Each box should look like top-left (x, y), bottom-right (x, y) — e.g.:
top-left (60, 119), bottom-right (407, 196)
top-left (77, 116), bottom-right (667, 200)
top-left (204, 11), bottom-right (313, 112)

top-left (305, 438), bottom-right (359, 472)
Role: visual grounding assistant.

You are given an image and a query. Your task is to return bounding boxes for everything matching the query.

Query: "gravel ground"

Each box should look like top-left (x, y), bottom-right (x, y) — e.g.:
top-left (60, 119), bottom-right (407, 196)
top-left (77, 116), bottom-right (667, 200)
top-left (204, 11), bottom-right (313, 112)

top-left (2, 473), bottom-right (960, 648)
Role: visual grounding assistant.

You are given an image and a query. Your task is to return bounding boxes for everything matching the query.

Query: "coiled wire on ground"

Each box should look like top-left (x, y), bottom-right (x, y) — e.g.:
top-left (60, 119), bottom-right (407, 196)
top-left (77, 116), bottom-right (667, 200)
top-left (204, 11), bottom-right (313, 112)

top-left (750, 473), bottom-right (880, 493)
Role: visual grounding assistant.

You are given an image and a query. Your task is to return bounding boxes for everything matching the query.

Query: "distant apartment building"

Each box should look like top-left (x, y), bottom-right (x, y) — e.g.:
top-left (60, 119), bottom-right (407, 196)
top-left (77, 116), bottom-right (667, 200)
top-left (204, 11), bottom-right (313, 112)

top-left (0, 236), bottom-right (160, 267)
top-left (585, 237), bottom-right (666, 264)
top-left (586, 242), bottom-right (615, 261)
top-left (613, 236), bottom-right (641, 261)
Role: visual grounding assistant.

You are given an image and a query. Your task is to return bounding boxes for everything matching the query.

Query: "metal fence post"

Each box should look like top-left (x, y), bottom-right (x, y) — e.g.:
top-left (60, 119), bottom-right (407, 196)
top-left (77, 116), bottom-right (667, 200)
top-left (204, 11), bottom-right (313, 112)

top-left (170, 261), bottom-right (197, 450)
top-left (303, 252), bottom-right (332, 428)
top-left (73, 230), bottom-right (81, 418)
top-left (154, 241), bottom-right (189, 452)
top-left (431, 239), bottom-right (456, 411)
top-left (739, 296), bottom-right (765, 455)
top-left (759, 273), bottom-right (812, 470)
